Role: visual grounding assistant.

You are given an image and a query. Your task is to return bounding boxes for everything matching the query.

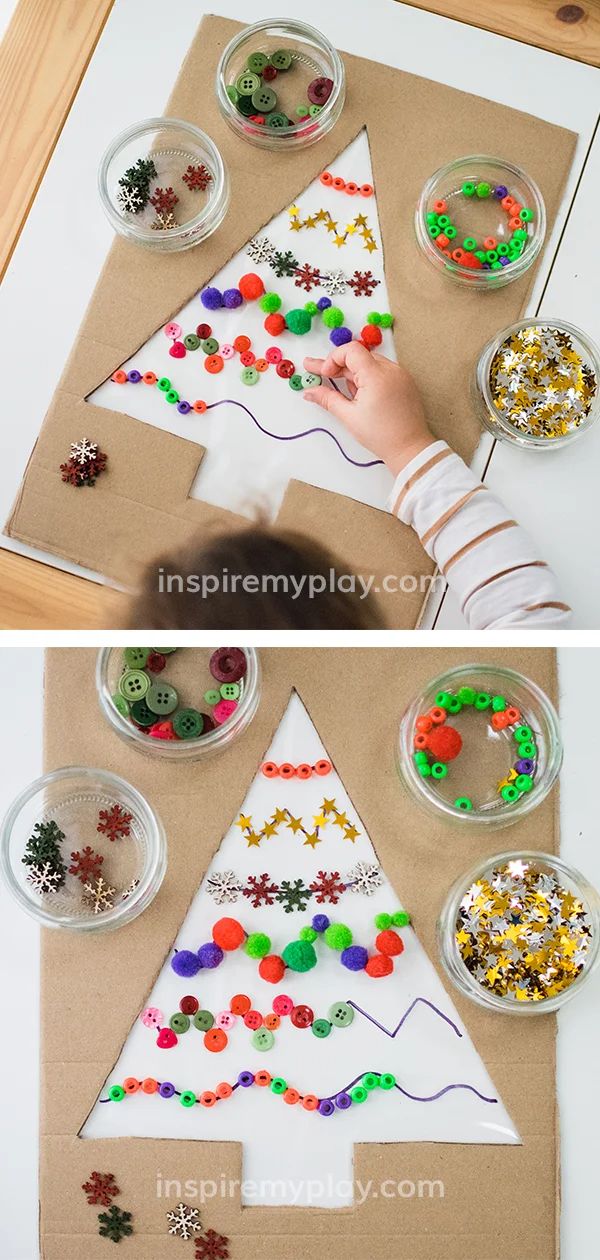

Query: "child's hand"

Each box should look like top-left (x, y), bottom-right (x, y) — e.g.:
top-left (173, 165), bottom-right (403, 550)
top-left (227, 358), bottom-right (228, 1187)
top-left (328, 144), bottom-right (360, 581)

top-left (303, 343), bottom-right (434, 476)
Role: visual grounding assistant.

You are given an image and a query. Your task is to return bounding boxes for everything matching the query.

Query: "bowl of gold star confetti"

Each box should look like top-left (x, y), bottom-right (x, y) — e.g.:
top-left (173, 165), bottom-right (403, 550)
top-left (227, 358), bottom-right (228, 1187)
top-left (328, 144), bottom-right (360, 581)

top-left (438, 851), bottom-right (600, 1013)
top-left (475, 317), bottom-right (600, 447)
top-left (397, 664), bottom-right (562, 827)
top-left (0, 767), bottom-right (166, 931)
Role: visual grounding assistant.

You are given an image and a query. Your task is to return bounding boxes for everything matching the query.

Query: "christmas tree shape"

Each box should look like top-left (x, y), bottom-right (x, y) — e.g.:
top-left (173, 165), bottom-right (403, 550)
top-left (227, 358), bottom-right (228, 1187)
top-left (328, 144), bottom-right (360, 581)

top-left (83, 692), bottom-right (519, 1207)
top-left (90, 130), bottom-right (396, 520)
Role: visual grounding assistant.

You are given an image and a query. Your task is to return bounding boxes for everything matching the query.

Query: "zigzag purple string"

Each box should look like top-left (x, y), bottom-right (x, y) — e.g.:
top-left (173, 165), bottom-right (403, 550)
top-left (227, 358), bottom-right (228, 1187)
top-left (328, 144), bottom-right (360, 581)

top-left (206, 398), bottom-right (384, 469)
top-left (347, 996), bottom-right (463, 1040)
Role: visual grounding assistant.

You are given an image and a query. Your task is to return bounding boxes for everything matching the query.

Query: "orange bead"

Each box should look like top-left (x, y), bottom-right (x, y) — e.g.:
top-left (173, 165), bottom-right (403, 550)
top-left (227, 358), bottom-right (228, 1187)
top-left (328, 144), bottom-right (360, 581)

top-left (501, 195), bottom-right (515, 211)
top-left (261, 761), bottom-right (279, 778)
top-left (143, 372), bottom-right (157, 385)
top-left (416, 715), bottom-right (433, 734)
top-left (283, 1088), bottom-right (300, 1105)
top-left (345, 182), bottom-right (359, 195)
top-left (296, 764), bottom-right (312, 779)
top-left (359, 183), bottom-right (374, 197)
top-left (451, 247), bottom-right (465, 263)
top-left (436, 233), bottom-right (449, 249)
top-left (414, 733), bottom-right (428, 751)
top-left (123, 1077), bottom-right (140, 1094)
top-left (112, 370), bottom-right (127, 384)
top-left (320, 171), bottom-right (333, 185)
top-left (193, 400), bottom-right (207, 413)
top-left (265, 1013), bottom-right (280, 1030)
top-left (255, 1070), bottom-right (272, 1087)
top-left (491, 711), bottom-right (510, 731)
top-left (279, 763), bottom-right (296, 778)
top-left (511, 203), bottom-right (523, 217)
top-left (483, 236), bottom-right (497, 250)
top-left (332, 177), bottom-right (346, 191)
top-left (302, 1094), bottom-right (319, 1111)
top-left (429, 706), bottom-right (447, 725)
top-left (200, 1091), bottom-right (217, 1107)
top-left (509, 217), bottom-right (524, 231)
top-left (216, 1081), bottom-right (233, 1099)
top-left (433, 199), bottom-right (447, 213)
top-left (505, 706), bottom-right (520, 723)
top-left (141, 1077), bottom-right (158, 1094)
top-left (314, 759), bottom-right (332, 775)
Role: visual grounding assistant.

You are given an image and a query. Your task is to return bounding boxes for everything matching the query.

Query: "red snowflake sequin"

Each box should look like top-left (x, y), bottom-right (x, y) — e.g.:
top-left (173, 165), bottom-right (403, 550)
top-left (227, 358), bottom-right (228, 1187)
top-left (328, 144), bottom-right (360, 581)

top-left (149, 186), bottom-right (179, 213)
top-left (97, 804), bottom-right (133, 841)
top-left (294, 262), bottom-right (321, 292)
top-left (182, 163), bottom-right (213, 192)
top-left (69, 846), bottom-right (104, 883)
top-left (309, 869), bottom-right (346, 904)
top-left (348, 269), bottom-right (380, 297)
top-left (195, 1229), bottom-right (230, 1259)
top-left (242, 872), bottom-right (278, 908)
top-left (82, 1171), bottom-right (120, 1207)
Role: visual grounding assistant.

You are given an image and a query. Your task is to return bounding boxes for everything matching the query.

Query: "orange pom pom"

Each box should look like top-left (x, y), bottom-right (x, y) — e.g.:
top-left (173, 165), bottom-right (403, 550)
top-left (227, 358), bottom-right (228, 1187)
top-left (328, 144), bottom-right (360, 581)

top-left (239, 272), bottom-right (265, 301)
top-left (361, 324), bottom-right (383, 348)
top-left (259, 954), bottom-right (286, 983)
top-left (264, 312), bottom-right (287, 336)
top-left (365, 953), bottom-right (394, 977)
top-left (212, 917), bottom-right (245, 951)
top-left (375, 929), bottom-right (404, 958)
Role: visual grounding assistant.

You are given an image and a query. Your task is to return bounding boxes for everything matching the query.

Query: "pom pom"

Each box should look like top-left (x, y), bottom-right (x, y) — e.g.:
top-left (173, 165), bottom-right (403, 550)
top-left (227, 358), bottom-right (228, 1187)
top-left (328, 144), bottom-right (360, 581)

top-left (212, 916), bottom-right (245, 951)
top-left (324, 923), bottom-right (353, 952)
top-left (317, 296), bottom-right (332, 311)
top-left (375, 929), bottom-right (404, 958)
top-left (299, 926), bottom-right (318, 942)
top-left (260, 291), bottom-right (282, 313)
top-left (380, 313), bottom-right (394, 328)
top-left (391, 910), bottom-right (411, 927)
top-left (365, 953), bottom-right (394, 977)
top-left (259, 954), bottom-right (286, 983)
top-left (223, 287), bottom-right (243, 309)
top-left (426, 725), bottom-right (463, 761)
top-left (341, 944), bottom-right (368, 971)
top-left (282, 939), bottom-right (318, 972)
top-left (374, 913), bottom-right (392, 931)
top-left (330, 326), bottom-right (352, 347)
top-left (171, 949), bottom-right (201, 978)
top-left (201, 287), bottom-right (223, 310)
top-left (245, 931), bottom-right (271, 959)
top-left (312, 913), bottom-right (330, 933)
top-left (198, 942), bottom-right (224, 969)
top-left (366, 311), bottom-right (382, 325)
top-left (264, 312), bottom-right (286, 336)
top-left (238, 272), bottom-right (265, 301)
top-left (361, 324), bottom-right (383, 348)
top-left (322, 305), bottom-right (344, 329)
top-left (304, 301), bottom-right (318, 316)
top-left (285, 308), bottom-right (312, 335)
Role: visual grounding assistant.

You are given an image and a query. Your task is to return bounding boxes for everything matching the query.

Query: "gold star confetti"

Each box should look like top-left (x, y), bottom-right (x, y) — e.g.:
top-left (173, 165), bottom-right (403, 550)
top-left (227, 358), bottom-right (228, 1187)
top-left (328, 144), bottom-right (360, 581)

top-left (282, 206), bottom-right (378, 250)
top-left (488, 325), bottom-right (597, 441)
top-left (344, 824), bottom-right (360, 842)
top-left (236, 815), bottom-right (252, 830)
top-left (286, 815), bottom-right (303, 833)
top-left (303, 831), bottom-right (322, 849)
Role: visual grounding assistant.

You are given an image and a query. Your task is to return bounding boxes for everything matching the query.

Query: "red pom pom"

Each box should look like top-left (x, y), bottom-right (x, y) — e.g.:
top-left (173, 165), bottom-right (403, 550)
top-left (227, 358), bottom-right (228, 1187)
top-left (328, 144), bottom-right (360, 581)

top-left (375, 929), bottom-right (404, 958)
top-left (264, 312), bottom-right (286, 336)
top-left (425, 725), bottom-right (463, 761)
top-left (239, 272), bottom-right (265, 301)
top-left (259, 954), bottom-right (286, 983)
top-left (361, 324), bottom-right (383, 348)
top-left (365, 953), bottom-right (394, 977)
top-left (212, 917), bottom-right (245, 951)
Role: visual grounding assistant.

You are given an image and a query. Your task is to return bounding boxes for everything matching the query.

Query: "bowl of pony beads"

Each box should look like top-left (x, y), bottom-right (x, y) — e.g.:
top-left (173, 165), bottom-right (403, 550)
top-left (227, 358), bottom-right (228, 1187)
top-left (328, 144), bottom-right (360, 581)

top-left (97, 647), bottom-right (260, 760)
top-left (415, 155), bottom-right (546, 288)
top-left (216, 18), bottom-right (345, 150)
top-left (397, 664), bottom-right (562, 826)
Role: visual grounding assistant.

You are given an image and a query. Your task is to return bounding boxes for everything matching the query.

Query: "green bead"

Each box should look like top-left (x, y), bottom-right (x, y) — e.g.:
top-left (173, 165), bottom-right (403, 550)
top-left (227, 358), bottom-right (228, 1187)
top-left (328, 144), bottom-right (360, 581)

top-left (426, 212), bottom-right (438, 225)
top-left (491, 261), bottom-right (502, 270)
top-left (435, 690), bottom-right (452, 708)
top-left (235, 70), bottom-right (261, 96)
top-left (245, 932), bottom-right (271, 959)
top-left (166, 389), bottom-right (179, 404)
top-left (269, 49), bottom-right (292, 69)
top-left (157, 377), bottom-right (171, 392)
top-left (514, 725), bottom-right (532, 742)
top-left (462, 181), bottom-right (476, 196)
top-left (513, 228), bottom-right (527, 242)
top-left (289, 374), bottom-right (304, 391)
top-left (391, 910), bottom-right (410, 927)
top-left (475, 250), bottom-right (486, 261)
top-left (454, 797), bottom-right (473, 812)
top-left (501, 784), bottom-right (520, 802)
top-left (515, 774), bottom-right (533, 792)
top-left (414, 750), bottom-right (429, 765)
top-left (476, 182), bottom-right (491, 198)
top-left (462, 237), bottom-right (477, 251)
top-left (374, 912), bottom-right (392, 930)
top-left (282, 939), bottom-right (317, 972)
top-left (267, 112), bottom-right (289, 129)
top-left (180, 1090), bottom-right (196, 1107)
top-left (367, 311), bottom-right (382, 325)
top-left (204, 688), bottom-right (221, 705)
top-left (497, 243), bottom-right (510, 256)
top-left (362, 1073), bottom-right (379, 1091)
top-left (270, 1076), bottom-right (287, 1094)
top-left (286, 308), bottom-right (312, 335)
top-left (350, 1085), bottom-right (368, 1104)
top-left (251, 85), bottom-right (277, 113)
top-left (109, 1085), bottom-right (125, 1102)
top-left (247, 51), bottom-right (268, 73)
top-left (520, 207), bottom-right (534, 222)
top-left (328, 1001), bottom-right (354, 1028)
top-left (169, 1012), bottom-right (190, 1034)
top-left (322, 306), bottom-right (344, 329)
top-left (474, 692), bottom-right (492, 710)
top-left (380, 313), bottom-right (394, 328)
top-left (430, 762), bottom-right (447, 779)
top-left (299, 926), bottom-right (318, 943)
top-left (379, 1073), bottom-right (396, 1090)
top-left (252, 1028), bottom-right (274, 1051)
top-left (492, 695), bottom-right (507, 712)
top-left (112, 693), bottom-right (129, 718)
top-left (192, 1010), bottom-right (214, 1031)
top-left (312, 1018), bottom-right (332, 1038)
top-left (124, 647), bottom-right (149, 669)
top-left (260, 291), bottom-right (282, 313)
top-left (445, 224), bottom-right (457, 239)
top-left (485, 250), bottom-right (498, 263)
top-left (417, 763), bottom-right (431, 777)
top-left (437, 214), bottom-right (450, 228)
top-left (457, 686), bottom-right (476, 704)
top-left (446, 696), bottom-right (462, 714)
top-left (226, 85), bottom-right (239, 105)
top-left (517, 741), bottom-right (536, 759)
top-left (324, 923), bottom-right (352, 951)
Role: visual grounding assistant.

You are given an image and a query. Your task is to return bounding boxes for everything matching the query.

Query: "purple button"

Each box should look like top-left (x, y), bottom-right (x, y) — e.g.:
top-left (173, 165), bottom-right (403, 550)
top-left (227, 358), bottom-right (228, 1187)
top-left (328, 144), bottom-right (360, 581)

top-left (318, 1098), bottom-right (335, 1116)
top-left (238, 1071), bottom-right (254, 1088)
top-left (159, 1081), bottom-right (175, 1098)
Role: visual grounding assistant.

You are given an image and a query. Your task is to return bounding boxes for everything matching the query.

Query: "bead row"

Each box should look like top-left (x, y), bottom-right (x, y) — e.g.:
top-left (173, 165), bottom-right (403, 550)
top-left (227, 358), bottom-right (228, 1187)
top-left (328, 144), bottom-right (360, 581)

top-left (320, 172), bottom-right (373, 197)
top-left (261, 759), bottom-right (331, 778)
top-left (142, 991), bottom-right (356, 1053)
top-left (105, 1068), bottom-right (398, 1115)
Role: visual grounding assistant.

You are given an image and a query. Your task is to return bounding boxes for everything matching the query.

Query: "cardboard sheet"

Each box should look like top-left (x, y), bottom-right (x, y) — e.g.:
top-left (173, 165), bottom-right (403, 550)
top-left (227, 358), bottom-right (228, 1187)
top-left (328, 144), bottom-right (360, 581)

top-left (7, 15), bottom-right (576, 627)
top-left (41, 647), bottom-right (559, 1259)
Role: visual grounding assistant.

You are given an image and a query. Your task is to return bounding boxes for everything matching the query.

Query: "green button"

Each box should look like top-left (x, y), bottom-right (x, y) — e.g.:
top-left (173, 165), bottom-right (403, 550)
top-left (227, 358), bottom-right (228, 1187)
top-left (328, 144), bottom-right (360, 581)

top-left (269, 49), bottom-right (292, 69)
top-left (201, 337), bottom-right (219, 355)
top-left (312, 1018), bottom-right (332, 1039)
top-left (328, 1001), bottom-right (354, 1028)
top-left (236, 95), bottom-right (256, 117)
top-left (130, 699), bottom-right (157, 728)
top-left (220, 683), bottom-right (240, 700)
top-left (252, 1028), bottom-right (275, 1051)
top-left (184, 333), bottom-right (201, 350)
top-left (145, 681), bottom-right (178, 715)
top-left (301, 372), bottom-right (321, 387)
top-left (151, 647), bottom-right (177, 654)
top-left (247, 51), bottom-right (269, 74)
top-left (241, 366), bottom-right (259, 385)
top-left (267, 113), bottom-right (289, 129)
top-left (289, 374), bottom-right (304, 391)
top-left (204, 689), bottom-right (221, 705)
top-left (119, 669), bottom-right (150, 701)
top-left (173, 708), bottom-right (204, 740)
top-left (236, 70), bottom-right (261, 96)
top-left (112, 693), bottom-right (130, 718)
top-left (251, 85), bottom-right (277, 113)
top-left (226, 85), bottom-right (239, 105)
top-left (170, 1012), bottom-right (190, 1034)
top-left (193, 1009), bottom-right (214, 1031)
top-left (296, 104), bottom-right (309, 117)
top-left (123, 647), bottom-right (149, 669)
top-left (308, 105), bottom-right (322, 117)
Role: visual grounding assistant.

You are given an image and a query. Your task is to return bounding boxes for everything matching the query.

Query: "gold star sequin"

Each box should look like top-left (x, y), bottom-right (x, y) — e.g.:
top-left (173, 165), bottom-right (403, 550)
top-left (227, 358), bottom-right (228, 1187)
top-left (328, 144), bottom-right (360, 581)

top-left (303, 831), bottom-right (322, 849)
top-left (245, 831), bottom-right (262, 848)
top-left (286, 815), bottom-right (304, 833)
top-left (344, 824), bottom-right (360, 842)
top-left (489, 325), bottom-right (597, 440)
top-left (236, 815), bottom-right (252, 830)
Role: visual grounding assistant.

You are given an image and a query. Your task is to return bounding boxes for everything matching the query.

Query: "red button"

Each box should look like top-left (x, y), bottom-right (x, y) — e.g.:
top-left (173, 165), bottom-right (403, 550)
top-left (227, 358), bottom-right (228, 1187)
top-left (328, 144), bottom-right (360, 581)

top-left (204, 1028), bottom-right (228, 1053)
top-left (180, 995), bottom-right (199, 1015)
top-left (196, 323), bottom-right (212, 339)
top-left (205, 354), bottom-right (224, 374)
top-left (277, 359), bottom-right (295, 379)
top-left (290, 1004), bottom-right (314, 1029)
top-left (244, 1010), bottom-right (263, 1030)
top-left (147, 652), bottom-right (166, 673)
top-left (234, 335), bottom-right (251, 354)
top-left (230, 993), bottom-right (251, 1015)
top-left (240, 350), bottom-right (256, 367)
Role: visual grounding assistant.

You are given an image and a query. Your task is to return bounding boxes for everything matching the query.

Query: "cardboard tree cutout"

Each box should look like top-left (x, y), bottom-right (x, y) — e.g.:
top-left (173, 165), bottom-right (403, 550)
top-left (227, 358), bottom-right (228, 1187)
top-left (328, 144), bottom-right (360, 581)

top-left (84, 692), bottom-right (519, 1207)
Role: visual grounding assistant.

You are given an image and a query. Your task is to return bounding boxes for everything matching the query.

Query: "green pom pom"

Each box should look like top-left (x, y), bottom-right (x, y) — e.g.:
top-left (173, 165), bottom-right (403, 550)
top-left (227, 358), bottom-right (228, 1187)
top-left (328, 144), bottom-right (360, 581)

top-left (304, 301), bottom-right (318, 316)
top-left (260, 291), bottom-right (282, 313)
top-left (380, 313), bottom-right (394, 328)
top-left (366, 311), bottom-right (382, 325)
top-left (299, 925), bottom-right (318, 943)
top-left (286, 307), bottom-right (312, 335)
top-left (245, 931), bottom-right (271, 959)
top-left (391, 910), bottom-right (410, 927)
top-left (321, 305), bottom-right (344, 329)
top-left (324, 923), bottom-right (352, 951)
top-left (374, 913), bottom-right (392, 930)
top-left (282, 939), bottom-right (317, 972)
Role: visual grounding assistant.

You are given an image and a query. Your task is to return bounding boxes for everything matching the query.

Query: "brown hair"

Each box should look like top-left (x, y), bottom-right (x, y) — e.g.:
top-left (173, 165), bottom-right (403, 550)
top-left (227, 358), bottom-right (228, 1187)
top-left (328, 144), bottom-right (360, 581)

top-left (127, 527), bottom-right (385, 629)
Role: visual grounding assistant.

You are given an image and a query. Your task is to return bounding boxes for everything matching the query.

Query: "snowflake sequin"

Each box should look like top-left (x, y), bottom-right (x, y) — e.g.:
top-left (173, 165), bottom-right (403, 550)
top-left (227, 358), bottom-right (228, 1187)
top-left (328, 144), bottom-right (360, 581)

top-left (321, 269), bottom-right (348, 296)
top-left (166, 1203), bottom-right (202, 1240)
top-left (26, 861), bottom-right (62, 896)
top-left (205, 870), bottom-right (244, 905)
top-left (246, 235), bottom-right (276, 265)
top-left (345, 861), bottom-right (383, 896)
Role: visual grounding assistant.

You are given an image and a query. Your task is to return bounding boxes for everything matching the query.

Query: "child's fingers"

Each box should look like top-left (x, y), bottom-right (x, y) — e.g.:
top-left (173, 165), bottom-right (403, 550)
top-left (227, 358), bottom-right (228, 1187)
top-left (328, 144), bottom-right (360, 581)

top-left (305, 341), bottom-right (374, 384)
top-left (302, 383), bottom-right (355, 424)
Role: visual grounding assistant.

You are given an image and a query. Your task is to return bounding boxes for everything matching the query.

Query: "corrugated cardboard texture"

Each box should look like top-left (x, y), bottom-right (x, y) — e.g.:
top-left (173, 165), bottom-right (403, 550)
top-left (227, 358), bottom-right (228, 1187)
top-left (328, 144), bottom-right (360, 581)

top-left (7, 16), bottom-right (577, 627)
top-left (41, 647), bottom-right (559, 1259)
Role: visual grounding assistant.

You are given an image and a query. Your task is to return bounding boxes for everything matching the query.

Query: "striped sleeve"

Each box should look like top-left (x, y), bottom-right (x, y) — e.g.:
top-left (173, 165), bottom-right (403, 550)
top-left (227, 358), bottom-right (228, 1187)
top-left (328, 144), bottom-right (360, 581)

top-left (387, 441), bottom-right (571, 629)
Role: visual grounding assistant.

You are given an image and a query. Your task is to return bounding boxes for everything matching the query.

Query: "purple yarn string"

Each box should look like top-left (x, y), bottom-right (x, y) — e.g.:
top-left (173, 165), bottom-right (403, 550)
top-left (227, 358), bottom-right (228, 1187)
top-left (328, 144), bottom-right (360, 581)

top-left (205, 398), bottom-right (383, 469)
top-left (320, 1075), bottom-right (497, 1105)
top-left (347, 996), bottom-right (463, 1040)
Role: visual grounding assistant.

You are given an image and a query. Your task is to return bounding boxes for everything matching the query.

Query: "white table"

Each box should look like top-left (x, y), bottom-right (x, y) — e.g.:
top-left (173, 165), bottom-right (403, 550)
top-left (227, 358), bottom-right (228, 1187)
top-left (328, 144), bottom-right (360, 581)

top-left (0, 0), bottom-right (599, 621)
top-left (0, 647), bottom-right (599, 1258)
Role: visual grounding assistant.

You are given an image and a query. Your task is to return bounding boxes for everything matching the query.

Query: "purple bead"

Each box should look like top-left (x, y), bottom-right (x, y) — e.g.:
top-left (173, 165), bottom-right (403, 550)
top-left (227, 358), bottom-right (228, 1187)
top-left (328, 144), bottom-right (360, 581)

top-left (499, 257), bottom-right (510, 266)
top-left (330, 326), bottom-right (352, 347)
top-left (317, 296), bottom-right (332, 311)
top-left (341, 945), bottom-right (368, 971)
top-left (127, 370), bottom-right (142, 383)
top-left (159, 1082), bottom-right (175, 1098)
top-left (482, 263), bottom-right (491, 270)
top-left (223, 287), bottom-right (243, 308)
top-left (312, 914), bottom-right (330, 933)
top-left (335, 1091), bottom-right (352, 1109)
top-left (516, 758), bottom-right (534, 775)
top-left (201, 286), bottom-right (223, 310)
top-left (318, 1098), bottom-right (335, 1117)
top-left (198, 942), bottom-right (223, 969)
top-left (171, 949), bottom-right (201, 978)
top-left (494, 185), bottom-right (508, 199)
top-left (238, 1071), bottom-right (254, 1087)
top-left (177, 401), bottom-right (191, 415)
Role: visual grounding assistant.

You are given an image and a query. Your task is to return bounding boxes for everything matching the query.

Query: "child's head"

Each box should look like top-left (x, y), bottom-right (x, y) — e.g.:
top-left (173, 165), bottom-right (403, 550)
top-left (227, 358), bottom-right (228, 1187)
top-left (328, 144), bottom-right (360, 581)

top-left (127, 527), bottom-right (384, 629)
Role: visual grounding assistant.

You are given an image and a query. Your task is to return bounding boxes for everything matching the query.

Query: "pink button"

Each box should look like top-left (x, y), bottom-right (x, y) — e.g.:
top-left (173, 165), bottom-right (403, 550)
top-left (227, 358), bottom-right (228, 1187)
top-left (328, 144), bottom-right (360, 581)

top-left (272, 994), bottom-right (293, 1016)
top-left (265, 346), bottom-right (283, 364)
top-left (213, 699), bottom-right (238, 724)
top-left (244, 1009), bottom-right (263, 1030)
top-left (141, 1006), bottom-right (163, 1028)
top-left (169, 341), bottom-right (186, 359)
top-left (215, 1010), bottom-right (237, 1030)
top-left (164, 322), bottom-right (182, 339)
top-left (221, 343), bottom-right (235, 359)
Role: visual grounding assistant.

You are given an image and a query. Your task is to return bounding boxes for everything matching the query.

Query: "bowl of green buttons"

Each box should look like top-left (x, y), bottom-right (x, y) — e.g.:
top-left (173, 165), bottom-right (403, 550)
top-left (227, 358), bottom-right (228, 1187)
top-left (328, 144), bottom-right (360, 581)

top-left (415, 155), bottom-right (546, 289)
top-left (216, 18), bottom-right (345, 150)
top-left (396, 664), bottom-right (562, 827)
top-left (0, 766), bottom-right (167, 931)
top-left (97, 647), bottom-right (261, 760)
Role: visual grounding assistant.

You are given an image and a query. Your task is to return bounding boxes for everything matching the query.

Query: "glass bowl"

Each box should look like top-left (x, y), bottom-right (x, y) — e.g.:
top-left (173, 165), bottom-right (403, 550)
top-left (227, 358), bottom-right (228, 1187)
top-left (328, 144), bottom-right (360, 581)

top-left (415, 154), bottom-right (546, 288)
top-left (98, 118), bottom-right (229, 251)
top-left (0, 766), bottom-right (166, 931)
top-left (97, 647), bottom-right (261, 761)
top-left (216, 18), bottom-right (345, 150)
top-left (474, 316), bottom-right (600, 449)
top-left (438, 850), bottom-right (600, 1014)
top-left (396, 664), bottom-right (562, 827)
